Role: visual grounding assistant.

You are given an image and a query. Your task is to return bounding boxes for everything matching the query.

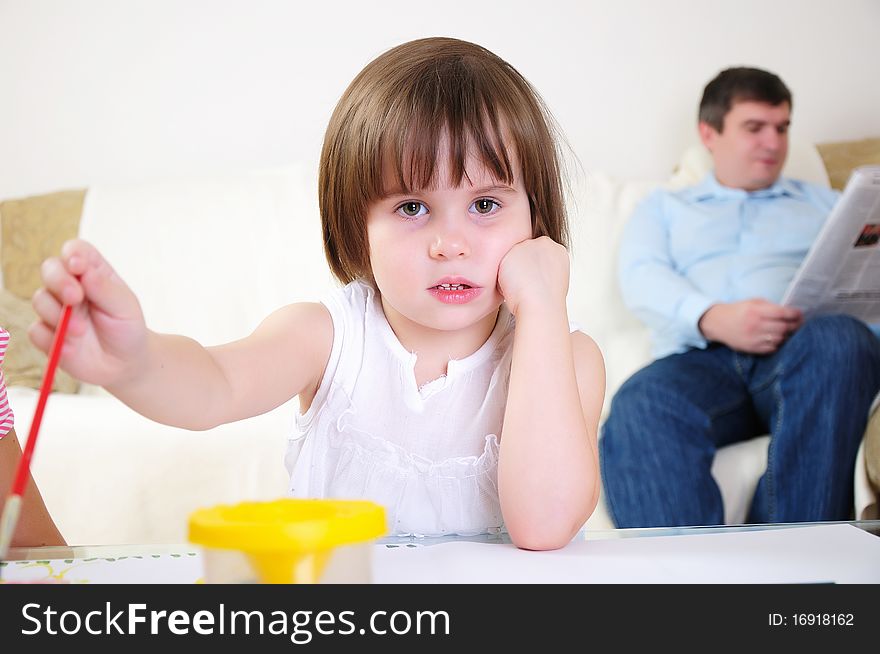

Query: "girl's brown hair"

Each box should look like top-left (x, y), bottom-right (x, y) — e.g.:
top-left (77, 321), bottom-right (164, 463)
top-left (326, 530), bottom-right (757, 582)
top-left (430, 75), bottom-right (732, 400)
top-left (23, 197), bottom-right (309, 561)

top-left (319, 37), bottom-right (568, 284)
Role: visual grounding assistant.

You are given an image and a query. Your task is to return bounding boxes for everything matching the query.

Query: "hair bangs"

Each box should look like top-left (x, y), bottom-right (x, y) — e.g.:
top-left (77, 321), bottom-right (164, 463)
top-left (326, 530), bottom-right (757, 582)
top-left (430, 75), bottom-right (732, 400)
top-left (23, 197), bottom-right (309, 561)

top-left (375, 63), bottom-right (517, 199)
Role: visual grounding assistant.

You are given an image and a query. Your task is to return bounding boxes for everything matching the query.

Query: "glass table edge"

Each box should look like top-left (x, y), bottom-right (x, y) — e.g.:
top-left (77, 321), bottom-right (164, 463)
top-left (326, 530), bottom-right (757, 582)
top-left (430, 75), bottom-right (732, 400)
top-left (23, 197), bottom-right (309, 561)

top-left (5, 519), bottom-right (878, 562)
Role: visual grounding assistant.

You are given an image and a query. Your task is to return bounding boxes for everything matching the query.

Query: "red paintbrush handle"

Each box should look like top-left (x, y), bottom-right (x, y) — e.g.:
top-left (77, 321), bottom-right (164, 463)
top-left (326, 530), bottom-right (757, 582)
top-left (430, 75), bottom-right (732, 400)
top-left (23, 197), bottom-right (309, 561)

top-left (11, 304), bottom-right (73, 498)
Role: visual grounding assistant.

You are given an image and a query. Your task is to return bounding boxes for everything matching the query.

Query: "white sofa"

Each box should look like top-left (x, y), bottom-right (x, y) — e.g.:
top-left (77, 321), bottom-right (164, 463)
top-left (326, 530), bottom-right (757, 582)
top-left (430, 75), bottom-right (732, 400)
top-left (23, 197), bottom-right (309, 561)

top-left (8, 145), bottom-right (877, 545)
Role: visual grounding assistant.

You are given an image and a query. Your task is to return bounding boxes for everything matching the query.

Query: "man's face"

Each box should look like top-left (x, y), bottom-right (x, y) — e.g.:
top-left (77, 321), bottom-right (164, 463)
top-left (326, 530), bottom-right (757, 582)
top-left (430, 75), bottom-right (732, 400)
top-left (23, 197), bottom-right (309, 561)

top-left (700, 100), bottom-right (790, 191)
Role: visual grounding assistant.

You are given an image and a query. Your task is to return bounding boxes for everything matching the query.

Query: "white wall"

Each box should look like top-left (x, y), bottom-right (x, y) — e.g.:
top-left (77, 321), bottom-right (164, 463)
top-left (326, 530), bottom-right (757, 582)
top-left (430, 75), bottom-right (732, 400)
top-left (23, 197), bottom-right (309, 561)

top-left (1, 0), bottom-right (878, 199)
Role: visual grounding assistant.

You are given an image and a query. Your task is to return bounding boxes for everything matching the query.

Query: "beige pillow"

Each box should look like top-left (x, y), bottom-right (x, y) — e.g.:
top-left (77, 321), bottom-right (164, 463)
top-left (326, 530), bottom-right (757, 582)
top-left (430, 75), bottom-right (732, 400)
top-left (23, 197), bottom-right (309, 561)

top-left (0, 288), bottom-right (80, 393)
top-left (816, 137), bottom-right (880, 191)
top-left (0, 189), bottom-right (85, 300)
top-left (867, 401), bottom-right (880, 506)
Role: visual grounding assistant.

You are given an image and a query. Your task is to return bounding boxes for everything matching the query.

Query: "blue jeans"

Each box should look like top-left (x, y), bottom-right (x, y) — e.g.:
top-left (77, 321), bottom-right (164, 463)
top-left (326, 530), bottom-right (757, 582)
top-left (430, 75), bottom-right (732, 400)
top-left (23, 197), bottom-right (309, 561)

top-left (600, 315), bottom-right (880, 527)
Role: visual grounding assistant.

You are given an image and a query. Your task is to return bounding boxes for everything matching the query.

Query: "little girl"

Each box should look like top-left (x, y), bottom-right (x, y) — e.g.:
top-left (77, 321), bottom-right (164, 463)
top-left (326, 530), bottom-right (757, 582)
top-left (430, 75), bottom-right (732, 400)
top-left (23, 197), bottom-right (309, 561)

top-left (31, 37), bottom-right (604, 550)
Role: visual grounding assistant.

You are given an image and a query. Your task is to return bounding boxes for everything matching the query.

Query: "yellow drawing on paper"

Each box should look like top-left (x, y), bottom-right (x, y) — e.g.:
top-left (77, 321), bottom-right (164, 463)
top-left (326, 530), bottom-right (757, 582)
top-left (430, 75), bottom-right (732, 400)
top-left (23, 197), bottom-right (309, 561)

top-left (0, 553), bottom-right (202, 584)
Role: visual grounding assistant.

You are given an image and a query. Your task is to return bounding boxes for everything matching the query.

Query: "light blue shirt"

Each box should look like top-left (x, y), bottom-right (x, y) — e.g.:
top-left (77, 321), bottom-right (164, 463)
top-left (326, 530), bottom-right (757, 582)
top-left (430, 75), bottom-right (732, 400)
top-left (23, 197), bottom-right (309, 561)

top-left (619, 173), bottom-right (840, 359)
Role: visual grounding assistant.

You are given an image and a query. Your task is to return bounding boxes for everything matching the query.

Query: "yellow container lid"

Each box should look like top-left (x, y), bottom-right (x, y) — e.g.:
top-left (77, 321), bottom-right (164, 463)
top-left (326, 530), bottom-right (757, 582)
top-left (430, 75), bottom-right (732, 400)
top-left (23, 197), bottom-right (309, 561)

top-left (188, 499), bottom-right (387, 553)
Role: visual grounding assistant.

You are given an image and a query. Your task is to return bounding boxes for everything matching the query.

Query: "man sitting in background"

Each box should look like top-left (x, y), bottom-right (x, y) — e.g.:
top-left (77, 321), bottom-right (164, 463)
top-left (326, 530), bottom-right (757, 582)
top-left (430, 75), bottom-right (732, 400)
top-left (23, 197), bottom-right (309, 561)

top-left (600, 66), bottom-right (880, 528)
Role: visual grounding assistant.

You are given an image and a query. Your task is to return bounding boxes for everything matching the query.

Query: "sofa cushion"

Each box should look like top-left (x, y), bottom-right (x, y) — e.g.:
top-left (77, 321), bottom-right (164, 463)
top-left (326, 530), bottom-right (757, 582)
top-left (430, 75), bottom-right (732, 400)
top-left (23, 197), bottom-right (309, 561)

top-left (865, 396), bottom-right (880, 517)
top-left (567, 171), bottom-right (657, 415)
top-left (0, 189), bottom-right (85, 299)
top-left (0, 189), bottom-right (84, 393)
top-left (816, 137), bottom-right (880, 191)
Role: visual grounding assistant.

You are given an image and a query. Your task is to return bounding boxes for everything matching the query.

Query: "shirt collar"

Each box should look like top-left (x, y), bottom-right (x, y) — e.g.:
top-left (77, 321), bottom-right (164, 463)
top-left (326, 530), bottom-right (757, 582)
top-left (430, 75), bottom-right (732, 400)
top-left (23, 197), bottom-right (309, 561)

top-left (686, 172), bottom-right (805, 202)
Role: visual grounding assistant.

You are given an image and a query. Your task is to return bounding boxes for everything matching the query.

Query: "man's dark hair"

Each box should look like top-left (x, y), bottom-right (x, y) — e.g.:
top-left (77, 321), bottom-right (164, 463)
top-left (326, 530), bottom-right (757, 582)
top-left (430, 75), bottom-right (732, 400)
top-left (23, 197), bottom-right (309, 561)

top-left (698, 67), bottom-right (792, 132)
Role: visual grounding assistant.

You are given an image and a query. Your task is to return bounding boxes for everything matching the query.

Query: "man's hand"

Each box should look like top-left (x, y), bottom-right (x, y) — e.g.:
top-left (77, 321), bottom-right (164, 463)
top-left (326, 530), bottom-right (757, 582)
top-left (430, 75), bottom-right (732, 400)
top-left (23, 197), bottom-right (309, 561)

top-left (698, 299), bottom-right (803, 354)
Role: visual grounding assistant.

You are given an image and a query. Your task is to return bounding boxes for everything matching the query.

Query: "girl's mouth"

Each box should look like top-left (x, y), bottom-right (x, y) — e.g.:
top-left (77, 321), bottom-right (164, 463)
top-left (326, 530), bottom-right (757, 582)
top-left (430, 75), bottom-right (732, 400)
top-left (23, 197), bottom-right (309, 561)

top-left (428, 284), bottom-right (482, 304)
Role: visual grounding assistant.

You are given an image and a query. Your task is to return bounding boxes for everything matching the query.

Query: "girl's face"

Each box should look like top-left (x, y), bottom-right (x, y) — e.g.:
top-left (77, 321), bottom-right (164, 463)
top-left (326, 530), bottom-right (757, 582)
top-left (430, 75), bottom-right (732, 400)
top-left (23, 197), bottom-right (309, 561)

top-left (367, 148), bottom-right (532, 343)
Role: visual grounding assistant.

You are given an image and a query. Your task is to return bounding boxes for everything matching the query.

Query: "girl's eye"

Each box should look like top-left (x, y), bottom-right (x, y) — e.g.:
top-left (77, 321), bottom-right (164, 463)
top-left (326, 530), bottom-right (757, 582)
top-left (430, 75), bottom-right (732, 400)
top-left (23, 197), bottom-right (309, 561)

top-left (396, 201), bottom-right (427, 219)
top-left (471, 198), bottom-right (500, 215)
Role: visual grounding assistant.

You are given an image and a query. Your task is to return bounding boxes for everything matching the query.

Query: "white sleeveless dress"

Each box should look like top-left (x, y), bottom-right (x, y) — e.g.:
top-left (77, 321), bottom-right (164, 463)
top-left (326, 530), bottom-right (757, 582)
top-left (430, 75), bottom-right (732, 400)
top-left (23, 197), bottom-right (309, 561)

top-left (285, 280), bottom-right (515, 536)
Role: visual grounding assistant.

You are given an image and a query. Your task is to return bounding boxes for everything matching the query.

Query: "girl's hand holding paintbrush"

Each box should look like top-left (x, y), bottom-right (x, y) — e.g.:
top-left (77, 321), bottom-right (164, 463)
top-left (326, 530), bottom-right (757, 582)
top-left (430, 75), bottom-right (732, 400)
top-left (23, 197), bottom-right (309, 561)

top-left (6, 236), bottom-right (245, 555)
top-left (30, 239), bottom-right (148, 389)
top-left (0, 240), bottom-right (147, 557)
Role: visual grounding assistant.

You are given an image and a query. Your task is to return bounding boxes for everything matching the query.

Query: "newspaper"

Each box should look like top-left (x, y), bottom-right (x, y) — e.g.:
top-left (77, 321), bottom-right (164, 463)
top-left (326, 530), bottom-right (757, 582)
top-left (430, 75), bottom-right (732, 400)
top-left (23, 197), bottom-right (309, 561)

top-left (782, 165), bottom-right (880, 323)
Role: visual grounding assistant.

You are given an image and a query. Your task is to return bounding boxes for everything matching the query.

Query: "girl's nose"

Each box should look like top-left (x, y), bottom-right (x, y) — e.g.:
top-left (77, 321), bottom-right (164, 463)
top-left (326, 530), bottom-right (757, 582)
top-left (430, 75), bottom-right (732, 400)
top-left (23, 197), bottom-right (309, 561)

top-left (429, 228), bottom-right (470, 260)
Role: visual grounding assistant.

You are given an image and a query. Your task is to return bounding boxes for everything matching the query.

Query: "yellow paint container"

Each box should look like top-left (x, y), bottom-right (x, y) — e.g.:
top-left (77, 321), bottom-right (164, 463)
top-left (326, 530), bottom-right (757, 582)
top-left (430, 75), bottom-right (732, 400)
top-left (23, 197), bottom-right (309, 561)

top-left (188, 499), bottom-right (386, 583)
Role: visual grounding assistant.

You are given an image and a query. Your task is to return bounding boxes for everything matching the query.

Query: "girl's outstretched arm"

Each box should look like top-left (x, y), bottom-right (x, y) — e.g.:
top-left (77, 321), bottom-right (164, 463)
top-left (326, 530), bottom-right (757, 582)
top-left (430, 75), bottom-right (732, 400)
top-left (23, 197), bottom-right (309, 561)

top-left (497, 237), bottom-right (605, 550)
top-left (31, 239), bottom-right (332, 431)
